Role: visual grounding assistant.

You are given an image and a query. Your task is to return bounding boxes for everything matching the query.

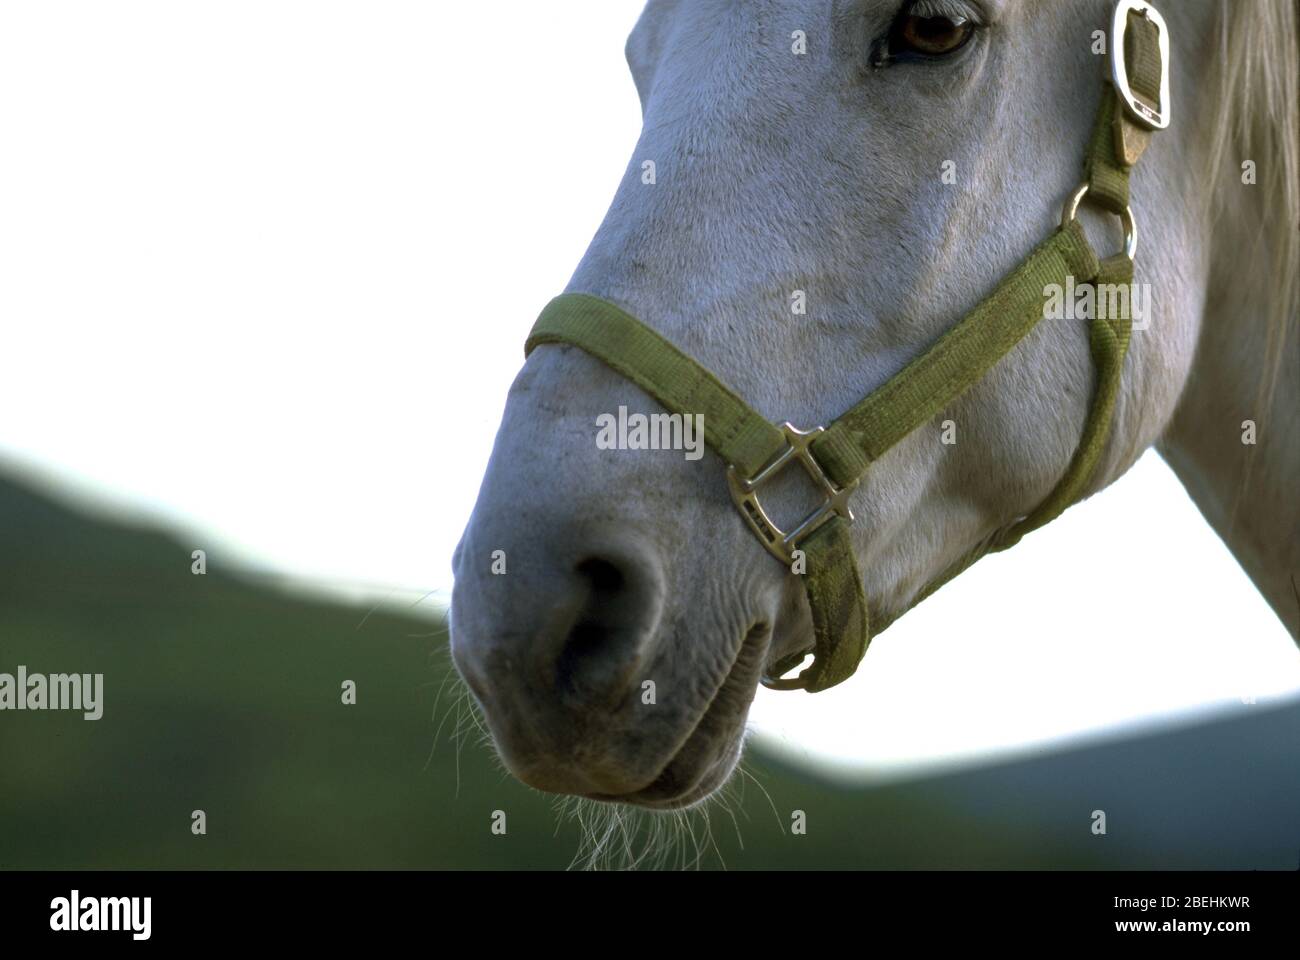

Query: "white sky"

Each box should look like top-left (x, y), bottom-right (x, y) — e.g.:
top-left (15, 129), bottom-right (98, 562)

top-left (2, 0), bottom-right (1296, 782)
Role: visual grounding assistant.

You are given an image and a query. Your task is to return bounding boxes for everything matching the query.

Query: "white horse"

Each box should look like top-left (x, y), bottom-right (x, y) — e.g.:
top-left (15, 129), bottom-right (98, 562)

top-left (451, 0), bottom-right (1298, 809)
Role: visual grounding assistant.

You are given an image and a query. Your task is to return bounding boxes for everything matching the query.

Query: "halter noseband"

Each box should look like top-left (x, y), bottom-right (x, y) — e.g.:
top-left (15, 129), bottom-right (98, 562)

top-left (525, 0), bottom-right (1170, 692)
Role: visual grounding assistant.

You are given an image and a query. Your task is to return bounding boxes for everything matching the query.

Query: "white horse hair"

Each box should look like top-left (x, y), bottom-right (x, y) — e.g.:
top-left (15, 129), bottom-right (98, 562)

top-left (451, 0), bottom-right (1298, 810)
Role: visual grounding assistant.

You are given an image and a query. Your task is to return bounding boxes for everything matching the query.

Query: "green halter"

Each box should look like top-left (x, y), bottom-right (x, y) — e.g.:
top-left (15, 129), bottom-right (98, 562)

top-left (525, 0), bottom-right (1170, 692)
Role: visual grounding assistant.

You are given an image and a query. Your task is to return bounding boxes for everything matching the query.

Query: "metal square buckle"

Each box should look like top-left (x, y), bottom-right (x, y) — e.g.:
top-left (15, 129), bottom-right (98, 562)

top-left (1111, 0), bottom-right (1171, 130)
top-left (726, 423), bottom-right (857, 565)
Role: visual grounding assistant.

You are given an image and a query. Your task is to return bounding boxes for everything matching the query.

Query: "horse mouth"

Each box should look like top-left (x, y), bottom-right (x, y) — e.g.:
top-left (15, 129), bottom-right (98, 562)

top-left (585, 622), bottom-right (770, 810)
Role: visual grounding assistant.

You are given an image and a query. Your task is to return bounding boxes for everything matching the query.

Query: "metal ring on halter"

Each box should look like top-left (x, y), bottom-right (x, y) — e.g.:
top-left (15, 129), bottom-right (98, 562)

top-left (1061, 182), bottom-right (1138, 261)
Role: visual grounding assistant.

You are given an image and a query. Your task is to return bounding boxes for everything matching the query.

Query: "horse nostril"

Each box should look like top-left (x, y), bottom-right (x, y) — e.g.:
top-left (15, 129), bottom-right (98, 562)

top-left (554, 553), bottom-right (655, 703)
top-left (576, 556), bottom-right (625, 597)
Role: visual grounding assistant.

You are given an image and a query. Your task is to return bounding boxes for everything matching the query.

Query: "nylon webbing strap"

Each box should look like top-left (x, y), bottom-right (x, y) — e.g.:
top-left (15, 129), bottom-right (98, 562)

top-left (1090, 6), bottom-right (1166, 205)
top-left (522, 218), bottom-right (1107, 693)
top-left (792, 517), bottom-right (868, 691)
top-left (521, 1), bottom-right (1160, 692)
top-left (526, 295), bottom-right (869, 692)
top-left (1125, 12), bottom-right (1164, 106)
top-left (527, 294), bottom-right (786, 478)
top-left (993, 254), bottom-right (1135, 550)
top-left (876, 253), bottom-right (1137, 637)
top-left (810, 221), bottom-right (1099, 490)
top-left (874, 61), bottom-right (1147, 638)
top-left (1085, 90), bottom-right (1133, 211)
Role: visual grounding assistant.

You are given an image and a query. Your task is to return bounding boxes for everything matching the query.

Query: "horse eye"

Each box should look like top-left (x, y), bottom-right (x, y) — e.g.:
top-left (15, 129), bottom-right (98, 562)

top-left (891, 12), bottom-right (975, 58)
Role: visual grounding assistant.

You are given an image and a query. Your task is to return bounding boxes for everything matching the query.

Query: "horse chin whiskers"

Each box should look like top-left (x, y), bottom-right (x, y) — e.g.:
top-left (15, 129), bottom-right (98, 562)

top-left (558, 765), bottom-right (745, 871)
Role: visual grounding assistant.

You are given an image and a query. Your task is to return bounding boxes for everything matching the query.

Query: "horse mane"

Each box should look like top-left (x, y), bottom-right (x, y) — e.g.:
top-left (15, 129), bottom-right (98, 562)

top-left (1206, 0), bottom-right (1299, 402)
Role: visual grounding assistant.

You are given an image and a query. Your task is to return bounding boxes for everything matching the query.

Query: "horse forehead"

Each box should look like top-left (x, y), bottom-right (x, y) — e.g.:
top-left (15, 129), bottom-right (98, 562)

top-left (631, 0), bottom-right (859, 134)
top-left (636, 0), bottom-right (856, 70)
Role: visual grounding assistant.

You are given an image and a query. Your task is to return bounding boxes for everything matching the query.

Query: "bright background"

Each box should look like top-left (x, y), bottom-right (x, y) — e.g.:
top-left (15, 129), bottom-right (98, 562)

top-left (2, 0), bottom-right (1296, 782)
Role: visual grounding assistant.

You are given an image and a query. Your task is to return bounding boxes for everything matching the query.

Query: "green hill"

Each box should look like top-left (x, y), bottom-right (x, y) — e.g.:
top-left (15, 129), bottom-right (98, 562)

top-left (1, 472), bottom-right (1295, 869)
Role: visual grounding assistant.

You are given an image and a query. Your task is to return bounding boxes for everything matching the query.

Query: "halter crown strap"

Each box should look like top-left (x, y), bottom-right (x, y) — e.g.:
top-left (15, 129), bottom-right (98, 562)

top-left (523, 0), bottom-right (1168, 692)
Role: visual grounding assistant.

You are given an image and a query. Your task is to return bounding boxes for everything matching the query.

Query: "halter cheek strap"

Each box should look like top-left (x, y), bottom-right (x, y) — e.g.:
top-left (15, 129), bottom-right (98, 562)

top-left (524, 0), bottom-right (1169, 692)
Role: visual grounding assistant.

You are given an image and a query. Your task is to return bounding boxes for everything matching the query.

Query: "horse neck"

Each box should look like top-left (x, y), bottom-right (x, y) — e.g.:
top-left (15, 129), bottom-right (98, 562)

top-left (1158, 199), bottom-right (1300, 637)
top-left (1157, 0), bottom-right (1299, 637)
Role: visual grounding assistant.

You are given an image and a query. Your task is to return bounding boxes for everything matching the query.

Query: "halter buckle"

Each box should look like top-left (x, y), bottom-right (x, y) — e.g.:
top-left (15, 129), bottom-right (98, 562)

top-left (726, 423), bottom-right (856, 566)
top-left (1110, 0), bottom-right (1171, 130)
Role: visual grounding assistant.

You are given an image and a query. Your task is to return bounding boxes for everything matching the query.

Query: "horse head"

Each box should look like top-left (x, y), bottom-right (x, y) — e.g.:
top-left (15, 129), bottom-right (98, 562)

top-left (450, 0), bottom-right (1298, 808)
